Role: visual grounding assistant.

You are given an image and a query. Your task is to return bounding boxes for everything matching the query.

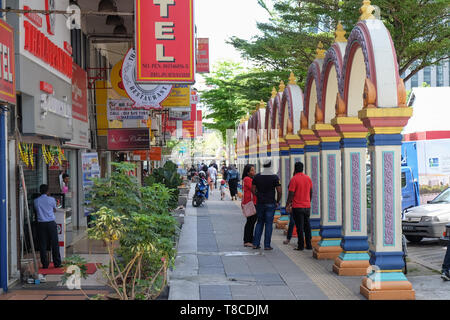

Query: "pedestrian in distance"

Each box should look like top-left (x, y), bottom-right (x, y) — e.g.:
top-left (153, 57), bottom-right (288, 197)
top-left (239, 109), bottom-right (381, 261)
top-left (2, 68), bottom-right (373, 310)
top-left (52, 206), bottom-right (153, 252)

top-left (286, 162), bottom-right (313, 251)
top-left (251, 160), bottom-right (282, 250)
top-left (34, 184), bottom-right (62, 269)
top-left (207, 164), bottom-right (217, 191)
top-left (442, 239), bottom-right (450, 281)
top-left (241, 164), bottom-right (257, 247)
top-left (220, 179), bottom-right (227, 200)
top-left (227, 165), bottom-right (240, 200)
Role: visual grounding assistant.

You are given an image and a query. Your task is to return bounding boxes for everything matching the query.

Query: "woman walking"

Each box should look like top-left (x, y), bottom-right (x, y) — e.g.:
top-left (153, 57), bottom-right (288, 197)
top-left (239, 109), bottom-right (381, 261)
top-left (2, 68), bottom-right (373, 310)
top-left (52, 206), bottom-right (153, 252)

top-left (242, 164), bottom-right (257, 247)
top-left (227, 165), bottom-right (239, 200)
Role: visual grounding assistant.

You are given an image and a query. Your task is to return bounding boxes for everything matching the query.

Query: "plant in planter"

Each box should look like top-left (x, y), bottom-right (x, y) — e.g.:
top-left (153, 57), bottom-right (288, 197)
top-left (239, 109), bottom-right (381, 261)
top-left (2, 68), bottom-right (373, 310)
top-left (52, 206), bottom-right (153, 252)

top-left (145, 160), bottom-right (183, 210)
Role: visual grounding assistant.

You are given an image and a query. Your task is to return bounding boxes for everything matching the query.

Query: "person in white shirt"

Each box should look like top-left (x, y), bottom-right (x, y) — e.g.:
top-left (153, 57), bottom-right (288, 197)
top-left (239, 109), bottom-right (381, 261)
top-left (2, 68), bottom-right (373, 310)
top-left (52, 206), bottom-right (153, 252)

top-left (207, 164), bottom-right (217, 191)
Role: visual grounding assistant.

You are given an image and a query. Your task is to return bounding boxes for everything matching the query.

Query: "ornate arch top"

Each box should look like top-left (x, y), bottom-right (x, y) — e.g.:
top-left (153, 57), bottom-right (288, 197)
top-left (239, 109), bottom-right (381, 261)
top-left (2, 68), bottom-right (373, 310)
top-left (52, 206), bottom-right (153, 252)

top-left (271, 92), bottom-right (282, 133)
top-left (281, 83), bottom-right (304, 136)
top-left (303, 60), bottom-right (323, 128)
top-left (342, 19), bottom-right (401, 112)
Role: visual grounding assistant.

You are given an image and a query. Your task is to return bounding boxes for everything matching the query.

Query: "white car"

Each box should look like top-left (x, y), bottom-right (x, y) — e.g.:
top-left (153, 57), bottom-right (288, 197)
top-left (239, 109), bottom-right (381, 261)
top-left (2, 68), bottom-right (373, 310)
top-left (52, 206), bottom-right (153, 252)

top-left (402, 188), bottom-right (450, 243)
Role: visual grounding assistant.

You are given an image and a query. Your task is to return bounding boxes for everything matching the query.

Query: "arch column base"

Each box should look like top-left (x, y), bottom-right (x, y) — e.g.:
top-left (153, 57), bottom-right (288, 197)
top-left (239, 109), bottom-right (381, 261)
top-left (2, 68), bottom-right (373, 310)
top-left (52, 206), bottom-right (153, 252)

top-left (333, 258), bottom-right (370, 276)
top-left (360, 277), bottom-right (415, 300)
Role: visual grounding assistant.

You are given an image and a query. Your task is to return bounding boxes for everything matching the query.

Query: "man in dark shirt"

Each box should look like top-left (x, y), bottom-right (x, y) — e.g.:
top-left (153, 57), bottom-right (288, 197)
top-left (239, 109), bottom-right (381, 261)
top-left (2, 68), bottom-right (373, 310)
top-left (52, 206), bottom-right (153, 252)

top-left (286, 162), bottom-right (313, 251)
top-left (251, 160), bottom-right (282, 250)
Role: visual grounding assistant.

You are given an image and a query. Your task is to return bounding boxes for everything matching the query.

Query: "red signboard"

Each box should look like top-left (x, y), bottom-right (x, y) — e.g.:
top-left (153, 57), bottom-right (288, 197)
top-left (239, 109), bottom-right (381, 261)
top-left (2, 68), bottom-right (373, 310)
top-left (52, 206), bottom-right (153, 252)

top-left (24, 5), bottom-right (43, 28)
top-left (149, 147), bottom-right (162, 161)
top-left (64, 42), bottom-right (73, 55)
top-left (0, 20), bottom-right (16, 105)
top-left (40, 81), bottom-right (53, 94)
top-left (183, 120), bottom-right (195, 139)
top-left (107, 128), bottom-right (150, 151)
top-left (135, 0), bottom-right (195, 84)
top-left (196, 38), bottom-right (210, 73)
top-left (72, 63), bottom-right (88, 122)
top-left (23, 20), bottom-right (73, 79)
top-left (196, 110), bottom-right (202, 137)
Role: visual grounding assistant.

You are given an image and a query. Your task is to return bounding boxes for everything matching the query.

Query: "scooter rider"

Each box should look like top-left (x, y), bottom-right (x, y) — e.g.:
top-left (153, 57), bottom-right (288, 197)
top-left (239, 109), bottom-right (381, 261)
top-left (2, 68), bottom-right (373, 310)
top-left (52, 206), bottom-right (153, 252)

top-left (199, 171), bottom-right (209, 200)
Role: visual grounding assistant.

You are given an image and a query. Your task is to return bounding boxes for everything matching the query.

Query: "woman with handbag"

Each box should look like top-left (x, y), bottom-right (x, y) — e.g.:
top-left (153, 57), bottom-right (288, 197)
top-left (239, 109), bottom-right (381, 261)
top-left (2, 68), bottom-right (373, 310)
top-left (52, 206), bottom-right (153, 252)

top-left (241, 164), bottom-right (257, 247)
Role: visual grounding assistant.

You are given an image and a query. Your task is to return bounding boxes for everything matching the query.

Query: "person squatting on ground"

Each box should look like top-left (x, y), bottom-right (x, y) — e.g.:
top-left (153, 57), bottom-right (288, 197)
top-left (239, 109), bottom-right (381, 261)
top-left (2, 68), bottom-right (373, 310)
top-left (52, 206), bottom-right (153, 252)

top-left (34, 184), bottom-right (62, 269)
top-left (241, 164), bottom-right (257, 248)
top-left (251, 160), bottom-right (282, 250)
top-left (286, 162), bottom-right (313, 251)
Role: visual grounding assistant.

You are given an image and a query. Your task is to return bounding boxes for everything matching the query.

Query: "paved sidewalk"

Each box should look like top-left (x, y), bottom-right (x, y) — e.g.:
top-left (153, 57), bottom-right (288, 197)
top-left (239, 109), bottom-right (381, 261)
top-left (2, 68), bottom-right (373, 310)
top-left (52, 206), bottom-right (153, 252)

top-left (169, 186), bottom-right (364, 300)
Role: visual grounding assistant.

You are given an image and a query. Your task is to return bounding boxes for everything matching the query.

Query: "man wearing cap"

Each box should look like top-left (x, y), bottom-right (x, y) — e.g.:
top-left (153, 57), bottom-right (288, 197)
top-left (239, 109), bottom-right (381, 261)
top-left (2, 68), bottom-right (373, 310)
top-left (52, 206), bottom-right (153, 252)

top-left (251, 160), bottom-right (282, 250)
top-left (286, 162), bottom-right (313, 251)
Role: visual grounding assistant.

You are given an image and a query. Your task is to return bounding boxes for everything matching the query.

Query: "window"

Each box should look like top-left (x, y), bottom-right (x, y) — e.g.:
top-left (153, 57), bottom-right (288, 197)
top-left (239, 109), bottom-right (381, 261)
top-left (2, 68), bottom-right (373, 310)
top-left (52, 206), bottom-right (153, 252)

top-left (401, 172), bottom-right (406, 188)
top-left (411, 73), bottom-right (418, 88)
top-left (423, 67), bottom-right (431, 86)
top-left (437, 63), bottom-right (444, 87)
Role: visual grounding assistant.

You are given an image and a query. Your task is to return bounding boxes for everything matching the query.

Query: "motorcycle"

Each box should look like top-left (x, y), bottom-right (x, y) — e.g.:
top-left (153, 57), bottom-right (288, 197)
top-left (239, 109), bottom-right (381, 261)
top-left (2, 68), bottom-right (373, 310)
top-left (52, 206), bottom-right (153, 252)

top-left (192, 178), bottom-right (208, 207)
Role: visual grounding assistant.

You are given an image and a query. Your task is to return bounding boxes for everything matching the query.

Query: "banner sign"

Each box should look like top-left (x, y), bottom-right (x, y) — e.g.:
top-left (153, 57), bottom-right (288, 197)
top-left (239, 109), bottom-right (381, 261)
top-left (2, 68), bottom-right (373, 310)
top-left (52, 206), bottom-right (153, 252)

top-left (150, 147), bottom-right (162, 161)
top-left (111, 59), bottom-right (128, 98)
top-left (196, 38), bottom-right (210, 73)
top-left (72, 63), bottom-right (88, 122)
top-left (81, 153), bottom-right (100, 188)
top-left (0, 19), bottom-right (16, 105)
top-left (107, 99), bottom-right (149, 121)
top-left (122, 49), bottom-right (172, 109)
top-left (135, 0), bottom-right (195, 84)
top-left (161, 84), bottom-right (191, 107)
top-left (169, 109), bottom-right (191, 121)
top-left (196, 110), bottom-right (203, 137)
top-left (183, 120), bottom-right (195, 139)
top-left (107, 128), bottom-right (150, 150)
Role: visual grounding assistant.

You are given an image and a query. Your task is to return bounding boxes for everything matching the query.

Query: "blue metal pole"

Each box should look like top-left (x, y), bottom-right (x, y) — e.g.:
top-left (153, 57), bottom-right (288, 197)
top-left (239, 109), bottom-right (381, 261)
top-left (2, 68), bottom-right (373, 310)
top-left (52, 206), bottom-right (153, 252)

top-left (0, 107), bottom-right (7, 292)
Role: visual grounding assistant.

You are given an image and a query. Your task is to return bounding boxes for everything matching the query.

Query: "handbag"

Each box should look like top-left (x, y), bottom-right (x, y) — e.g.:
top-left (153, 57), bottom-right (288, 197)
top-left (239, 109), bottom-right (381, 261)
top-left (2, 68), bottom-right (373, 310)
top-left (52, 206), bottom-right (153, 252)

top-left (242, 200), bottom-right (256, 217)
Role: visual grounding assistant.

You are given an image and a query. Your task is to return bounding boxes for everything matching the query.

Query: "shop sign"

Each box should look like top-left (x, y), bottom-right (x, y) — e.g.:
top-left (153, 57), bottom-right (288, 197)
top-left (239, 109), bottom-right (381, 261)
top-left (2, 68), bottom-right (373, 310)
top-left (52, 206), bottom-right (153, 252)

top-left (107, 128), bottom-right (150, 151)
top-left (183, 120), bottom-right (195, 139)
top-left (0, 19), bottom-right (16, 105)
top-left (122, 49), bottom-right (172, 109)
top-left (72, 63), bottom-right (88, 122)
top-left (190, 90), bottom-right (199, 105)
top-left (196, 38), bottom-right (210, 73)
top-left (40, 81), bottom-right (53, 94)
top-left (135, 0), bottom-right (195, 84)
top-left (23, 20), bottom-right (73, 79)
top-left (149, 147), bottom-right (162, 161)
top-left (107, 99), bottom-right (149, 121)
top-left (40, 94), bottom-right (72, 125)
top-left (161, 84), bottom-right (190, 107)
top-left (133, 150), bottom-right (148, 161)
top-left (169, 109), bottom-right (191, 121)
top-left (111, 59), bottom-right (128, 98)
top-left (64, 41), bottom-right (73, 55)
top-left (196, 110), bottom-right (203, 137)
top-left (81, 152), bottom-right (100, 188)
top-left (23, 5), bottom-right (43, 28)
top-left (44, 0), bottom-right (56, 35)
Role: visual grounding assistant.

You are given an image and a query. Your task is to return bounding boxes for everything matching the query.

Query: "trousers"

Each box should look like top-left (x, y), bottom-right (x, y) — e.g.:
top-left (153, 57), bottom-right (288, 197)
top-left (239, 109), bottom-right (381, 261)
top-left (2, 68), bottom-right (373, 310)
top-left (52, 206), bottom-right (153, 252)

top-left (37, 221), bottom-right (61, 268)
top-left (292, 208), bottom-right (312, 249)
top-left (253, 203), bottom-right (276, 248)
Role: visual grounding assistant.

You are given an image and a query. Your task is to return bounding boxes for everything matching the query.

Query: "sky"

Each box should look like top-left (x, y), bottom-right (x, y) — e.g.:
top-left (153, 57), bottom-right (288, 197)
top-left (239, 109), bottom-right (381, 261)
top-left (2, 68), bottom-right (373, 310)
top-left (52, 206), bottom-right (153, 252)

top-left (194, 0), bottom-right (272, 89)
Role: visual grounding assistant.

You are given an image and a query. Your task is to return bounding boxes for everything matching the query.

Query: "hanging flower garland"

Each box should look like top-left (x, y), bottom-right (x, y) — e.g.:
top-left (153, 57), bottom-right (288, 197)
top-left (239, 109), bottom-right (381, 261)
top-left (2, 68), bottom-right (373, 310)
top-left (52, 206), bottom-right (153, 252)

top-left (18, 143), bottom-right (34, 168)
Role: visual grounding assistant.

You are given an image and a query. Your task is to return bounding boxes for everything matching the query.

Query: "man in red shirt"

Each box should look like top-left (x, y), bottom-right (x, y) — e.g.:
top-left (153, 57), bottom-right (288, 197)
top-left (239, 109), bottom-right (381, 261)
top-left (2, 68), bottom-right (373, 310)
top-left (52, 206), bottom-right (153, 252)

top-left (286, 162), bottom-right (313, 251)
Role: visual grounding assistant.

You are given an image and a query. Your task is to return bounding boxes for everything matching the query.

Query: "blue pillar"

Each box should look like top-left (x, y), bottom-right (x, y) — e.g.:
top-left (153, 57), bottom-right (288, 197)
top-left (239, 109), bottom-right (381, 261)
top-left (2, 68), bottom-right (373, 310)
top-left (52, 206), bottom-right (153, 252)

top-left (0, 108), bottom-right (7, 292)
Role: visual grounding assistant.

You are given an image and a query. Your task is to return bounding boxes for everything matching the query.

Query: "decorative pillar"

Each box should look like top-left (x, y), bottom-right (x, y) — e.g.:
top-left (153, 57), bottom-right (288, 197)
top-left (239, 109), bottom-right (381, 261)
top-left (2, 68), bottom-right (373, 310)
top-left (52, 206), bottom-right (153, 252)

top-left (332, 116), bottom-right (371, 275)
top-left (299, 124), bottom-right (321, 247)
top-left (279, 138), bottom-right (290, 213)
top-left (358, 107), bottom-right (415, 300)
top-left (312, 122), bottom-right (343, 259)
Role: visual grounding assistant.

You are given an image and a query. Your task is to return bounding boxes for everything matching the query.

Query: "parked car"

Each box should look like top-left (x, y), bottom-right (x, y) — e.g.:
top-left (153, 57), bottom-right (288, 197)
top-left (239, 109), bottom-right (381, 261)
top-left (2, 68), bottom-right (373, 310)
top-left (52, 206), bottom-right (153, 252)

top-left (402, 187), bottom-right (450, 243)
top-left (441, 223), bottom-right (450, 243)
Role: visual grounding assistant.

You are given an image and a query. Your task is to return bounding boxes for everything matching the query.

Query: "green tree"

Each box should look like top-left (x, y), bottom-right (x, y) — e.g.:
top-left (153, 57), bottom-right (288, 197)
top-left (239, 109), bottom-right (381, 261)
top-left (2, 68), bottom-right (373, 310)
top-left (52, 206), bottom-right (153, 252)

top-left (230, 0), bottom-right (449, 84)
